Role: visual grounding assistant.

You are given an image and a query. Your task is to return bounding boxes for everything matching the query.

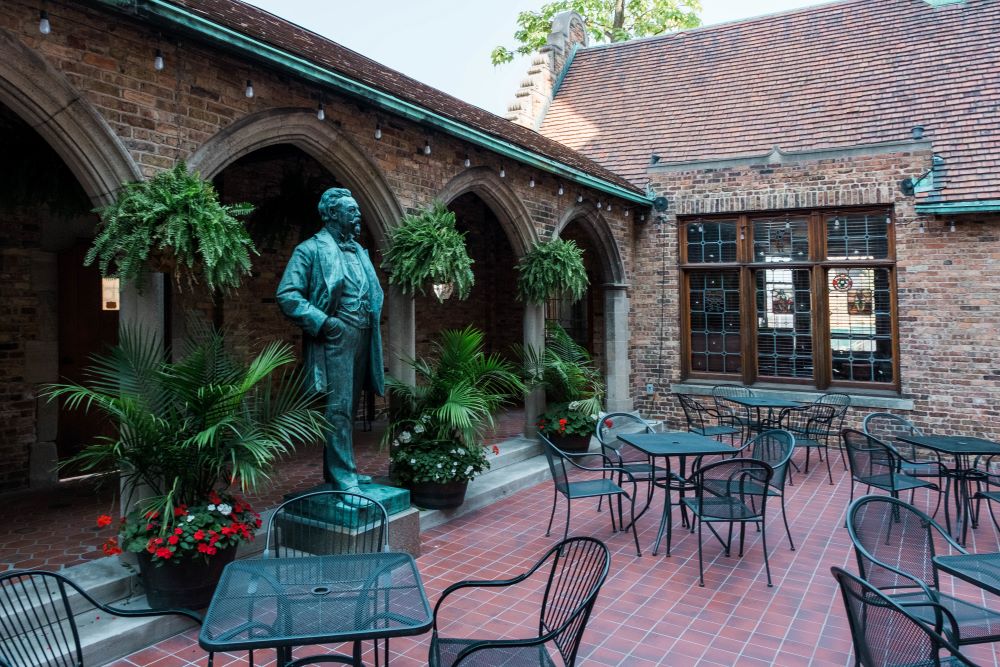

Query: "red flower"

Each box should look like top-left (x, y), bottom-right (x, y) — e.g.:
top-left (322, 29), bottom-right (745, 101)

top-left (197, 543), bottom-right (210, 553)
top-left (604, 418), bottom-right (614, 428)
top-left (208, 490), bottom-right (222, 505)
top-left (173, 505), bottom-right (188, 517)
top-left (96, 514), bottom-right (112, 528)
top-left (101, 537), bottom-right (122, 556)
top-left (154, 547), bottom-right (173, 559)
top-left (207, 546), bottom-right (217, 556)
top-left (174, 527), bottom-right (183, 535)
top-left (194, 530), bottom-right (205, 541)
top-left (153, 537), bottom-right (164, 545)
top-left (558, 418), bottom-right (568, 433)
top-left (167, 535), bottom-right (179, 545)
top-left (144, 510), bottom-right (159, 520)
top-left (492, 445), bottom-right (500, 456)
top-left (145, 524), bottom-right (155, 531)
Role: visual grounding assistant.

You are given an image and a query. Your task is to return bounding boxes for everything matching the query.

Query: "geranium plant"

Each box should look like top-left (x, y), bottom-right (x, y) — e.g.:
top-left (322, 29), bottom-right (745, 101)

top-left (537, 403), bottom-right (600, 438)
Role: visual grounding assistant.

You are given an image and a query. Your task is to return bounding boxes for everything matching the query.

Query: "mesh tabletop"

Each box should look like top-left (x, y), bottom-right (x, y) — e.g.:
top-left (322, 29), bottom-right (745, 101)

top-left (722, 396), bottom-right (802, 408)
top-left (895, 435), bottom-right (1000, 456)
top-left (934, 553), bottom-right (1000, 596)
top-left (617, 431), bottom-right (738, 457)
top-left (199, 553), bottom-right (432, 652)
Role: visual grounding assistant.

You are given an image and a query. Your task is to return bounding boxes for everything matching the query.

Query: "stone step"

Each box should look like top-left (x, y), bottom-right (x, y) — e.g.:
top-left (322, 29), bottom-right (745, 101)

top-left (487, 436), bottom-right (542, 470)
top-left (74, 594), bottom-right (199, 667)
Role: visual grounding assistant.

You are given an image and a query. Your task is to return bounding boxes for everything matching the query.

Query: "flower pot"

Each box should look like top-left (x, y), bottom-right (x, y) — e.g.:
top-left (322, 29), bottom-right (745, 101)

top-left (407, 480), bottom-right (469, 510)
top-left (137, 546), bottom-right (236, 609)
top-left (552, 433), bottom-right (593, 453)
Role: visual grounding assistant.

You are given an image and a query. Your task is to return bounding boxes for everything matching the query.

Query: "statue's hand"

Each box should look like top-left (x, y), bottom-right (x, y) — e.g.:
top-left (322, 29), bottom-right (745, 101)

top-left (322, 316), bottom-right (344, 340)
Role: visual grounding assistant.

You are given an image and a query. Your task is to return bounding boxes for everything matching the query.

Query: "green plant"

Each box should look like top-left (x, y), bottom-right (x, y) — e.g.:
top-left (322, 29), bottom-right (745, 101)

top-left (45, 326), bottom-right (326, 562)
top-left (537, 404), bottom-right (601, 438)
top-left (519, 322), bottom-right (605, 416)
top-left (516, 238), bottom-right (589, 304)
top-left (86, 162), bottom-right (257, 292)
top-left (382, 201), bottom-right (474, 302)
top-left (383, 327), bottom-right (525, 484)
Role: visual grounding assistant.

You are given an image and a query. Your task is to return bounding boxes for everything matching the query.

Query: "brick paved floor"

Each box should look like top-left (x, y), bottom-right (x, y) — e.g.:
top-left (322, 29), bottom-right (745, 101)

top-left (103, 444), bottom-right (1000, 667)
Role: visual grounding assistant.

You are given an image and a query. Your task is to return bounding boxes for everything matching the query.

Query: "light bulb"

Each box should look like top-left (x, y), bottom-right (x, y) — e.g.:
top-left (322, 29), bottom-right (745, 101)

top-left (949, 219), bottom-right (956, 233)
top-left (39, 10), bottom-right (50, 35)
top-left (245, 80), bottom-right (254, 98)
top-left (529, 178), bottom-right (535, 188)
top-left (624, 209), bottom-right (629, 217)
top-left (834, 218), bottom-right (840, 230)
top-left (785, 219), bottom-right (790, 230)
top-left (919, 221), bottom-right (925, 234)
top-left (374, 124), bottom-right (382, 140)
top-left (886, 215), bottom-right (892, 225)
top-left (316, 102), bottom-right (325, 121)
top-left (607, 203), bottom-right (612, 212)
top-left (154, 49), bottom-right (164, 71)
top-left (558, 184), bottom-right (564, 196)
top-left (597, 201), bottom-right (603, 210)
top-left (423, 140), bottom-right (431, 155)
top-left (640, 214), bottom-right (646, 222)
top-left (464, 155), bottom-right (471, 168)
top-left (577, 194), bottom-right (583, 203)
top-left (499, 166), bottom-right (505, 178)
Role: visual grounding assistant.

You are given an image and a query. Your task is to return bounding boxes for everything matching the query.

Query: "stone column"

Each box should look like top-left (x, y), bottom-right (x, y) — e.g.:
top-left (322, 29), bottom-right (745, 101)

top-left (603, 284), bottom-right (634, 413)
top-left (523, 302), bottom-right (546, 437)
top-left (386, 284), bottom-right (415, 386)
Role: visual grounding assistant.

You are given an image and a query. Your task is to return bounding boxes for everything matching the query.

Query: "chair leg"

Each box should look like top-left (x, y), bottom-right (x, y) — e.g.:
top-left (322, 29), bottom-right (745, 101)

top-left (564, 497), bottom-right (572, 540)
top-left (546, 489), bottom-right (558, 537)
top-left (838, 444), bottom-right (848, 471)
top-left (697, 517), bottom-right (705, 587)
top-left (780, 495), bottom-right (795, 551)
top-left (804, 448), bottom-right (812, 474)
top-left (824, 446), bottom-right (833, 485)
top-left (761, 519), bottom-right (773, 587)
top-left (628, 492), bottom-right (641, 557)
top-left (738, 522), bottom-right (746, 557)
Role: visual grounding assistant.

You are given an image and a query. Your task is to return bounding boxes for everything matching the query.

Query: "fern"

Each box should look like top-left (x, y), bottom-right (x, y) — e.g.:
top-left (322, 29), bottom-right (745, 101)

top-left (516, 238), bottom-right (589, 304)
top-left (382, 201), bottom-right (474, 301)
top-left (86, 162), bottom-right (257, 293)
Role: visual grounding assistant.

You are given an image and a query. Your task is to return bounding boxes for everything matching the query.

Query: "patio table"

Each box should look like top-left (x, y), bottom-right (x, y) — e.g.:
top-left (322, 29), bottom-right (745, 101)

top-left (933, 552), bottom-right (1000, 597)
top-left (616, 431), bottom-right (738, 556)
top-left (895, 434), bottom-right (1000, 545)
top-left (721, 395), bottom-right (803, 434)
top-left (199, 552), bottom-right (432, 667)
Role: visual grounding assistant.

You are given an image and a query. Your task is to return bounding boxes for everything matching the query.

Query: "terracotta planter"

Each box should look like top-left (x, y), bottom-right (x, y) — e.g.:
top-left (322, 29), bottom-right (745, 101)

top-left (407, 480), bottom-right (469, 510)
top-left (137, 546), bottom-right (236, 609)
top-left (551, 433), bottom-right (593, 453)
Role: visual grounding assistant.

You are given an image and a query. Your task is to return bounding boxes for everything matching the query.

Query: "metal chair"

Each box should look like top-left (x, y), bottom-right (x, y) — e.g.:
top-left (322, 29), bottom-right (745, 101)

top-left (711, 384), bottom-right (759, 436)
top-left (540, 433), bottom-right (642, 556)
top-left (677, 394), bottom-right (742, 444)
top-left (814, 392), bottom-right (851, 470)
top-left (682, 458), bottom-right (775, 587)
top-left (735, 429), bottom-right (796, 550)
top-left (0, 570), bottom-right (201, 667)
top-left (864, 412), bottom-right (947, 516)
top-left (831, 566), bottom-right (976, 667)
top-left (264, 489), bottom-right (390, 666)
top-left (846, 495), bottom-right (1000, 648)
top-left (594, 412), bottom-right (668, 514)
top-left (842, 429), bottom-right (941, 506)
top-left (429, 536), bottom-right (610, 667)
top-left (777, 402), bottom-right (837, 484)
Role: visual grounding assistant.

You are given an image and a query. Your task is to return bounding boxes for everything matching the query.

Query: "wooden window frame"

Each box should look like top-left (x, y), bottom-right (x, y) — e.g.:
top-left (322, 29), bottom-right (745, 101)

top-left (679, 208), bottom-right (899, 391)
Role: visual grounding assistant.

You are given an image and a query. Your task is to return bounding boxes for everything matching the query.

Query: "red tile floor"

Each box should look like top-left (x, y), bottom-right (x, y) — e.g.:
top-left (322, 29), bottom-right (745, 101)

top-left (5, 418), bottom-right (999, 666)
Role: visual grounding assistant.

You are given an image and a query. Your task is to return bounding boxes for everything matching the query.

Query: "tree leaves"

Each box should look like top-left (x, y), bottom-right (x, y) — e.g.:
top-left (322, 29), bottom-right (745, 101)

top-left (516, 238), bottom-right (589, 304)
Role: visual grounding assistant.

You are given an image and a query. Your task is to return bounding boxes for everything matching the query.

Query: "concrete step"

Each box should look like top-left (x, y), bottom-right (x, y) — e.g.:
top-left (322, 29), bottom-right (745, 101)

top-left (487, 436), bottom-right (542, 470)
top-left (74, 594), bottom-right (198, 667)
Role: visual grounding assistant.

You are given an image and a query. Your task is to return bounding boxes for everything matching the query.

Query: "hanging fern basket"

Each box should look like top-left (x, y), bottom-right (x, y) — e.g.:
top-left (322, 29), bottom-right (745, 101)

top-left (515, 238), bottom-right (589, 305)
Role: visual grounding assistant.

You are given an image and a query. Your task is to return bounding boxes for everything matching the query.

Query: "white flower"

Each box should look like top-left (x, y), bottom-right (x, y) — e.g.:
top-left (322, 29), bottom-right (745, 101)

top-left (392, 439), bottom-right (400, 447)
top-left (568, 400), bottom-right (581, 410)
top-left (436, 463), bottom-right (443, 468)
top-left (186, 515), bottom-right (195, 523)
top-left (590, 414), bottom-right (598, 420)
top-left (465, 465), bottom-right (473, 474)
top-left (217, 503), bottom-right (233, 516)
top-left (413, 424), bottom-right (425, 434)
top-left (456, 448), bottom-right (465, 455)
top-left (207, 504), bottom-right (216, 511)
top-left (421, 414), bottom-right (431, 424)
top-left (399, 431), bottom-right (412, 444)
top-left (410, 458), bottom-right (417, 464)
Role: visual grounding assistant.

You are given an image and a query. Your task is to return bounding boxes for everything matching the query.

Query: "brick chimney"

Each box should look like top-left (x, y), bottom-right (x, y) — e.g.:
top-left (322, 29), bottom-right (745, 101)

top-left (505, 11), bottom-right (588, 130)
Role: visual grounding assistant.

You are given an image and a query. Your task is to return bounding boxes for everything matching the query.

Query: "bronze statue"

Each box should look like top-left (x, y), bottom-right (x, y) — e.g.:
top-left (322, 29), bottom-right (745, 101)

top-left (276, 188), bottom-right (384, 494)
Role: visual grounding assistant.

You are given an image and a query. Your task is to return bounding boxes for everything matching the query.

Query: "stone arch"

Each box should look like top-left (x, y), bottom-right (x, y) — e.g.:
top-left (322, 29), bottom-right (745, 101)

top-left (0, 28), bottom-right (140, 206)
top-left (437, 167), bottom-right (539, 256)
top-left (187, 108), bottom-right (403, 246)
top-left (553, 203), bottom-right (627, 286)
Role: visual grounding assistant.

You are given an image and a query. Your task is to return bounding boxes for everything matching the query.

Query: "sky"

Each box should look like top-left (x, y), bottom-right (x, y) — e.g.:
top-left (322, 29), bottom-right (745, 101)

top-left (245, 0), bottom-right (835, 115)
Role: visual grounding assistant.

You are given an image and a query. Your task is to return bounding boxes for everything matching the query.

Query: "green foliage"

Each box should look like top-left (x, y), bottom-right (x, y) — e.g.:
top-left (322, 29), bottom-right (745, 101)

top-left (516, 238), bottom-right (589, 304)
top-left (384, 327), bottom-right (525, 484)
top-left (492, 0), bottom-right (702, 65)
top-left (44, 326), bottom-right (327, 513)
top-left (382, 202), bottom-right (474, 302)
top-left (537, 404), bottom-right (598, 438)
top-left (518, 321), bottom-right (605, 417)
top-left (86, 162), bottom-right (257, 293)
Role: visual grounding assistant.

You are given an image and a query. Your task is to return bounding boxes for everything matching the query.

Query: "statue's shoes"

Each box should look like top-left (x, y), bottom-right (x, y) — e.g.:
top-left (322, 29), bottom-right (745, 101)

top-left (356, 474), bottom-right (373, 484)
top-left (337, 486), bottom-right (371, 508)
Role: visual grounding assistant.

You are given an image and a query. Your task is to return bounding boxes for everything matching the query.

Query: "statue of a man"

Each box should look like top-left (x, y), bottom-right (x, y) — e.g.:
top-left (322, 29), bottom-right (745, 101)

top-left (276, 187), bottom-right (384, 494)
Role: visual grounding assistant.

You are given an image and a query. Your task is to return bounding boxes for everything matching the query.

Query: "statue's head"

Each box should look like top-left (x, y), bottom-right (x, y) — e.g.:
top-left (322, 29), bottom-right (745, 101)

top-left (318, 187), bottom-right (361, 240)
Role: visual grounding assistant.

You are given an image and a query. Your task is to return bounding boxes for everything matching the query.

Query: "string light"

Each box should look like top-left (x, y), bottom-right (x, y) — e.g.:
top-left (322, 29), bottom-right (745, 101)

top-left (949, 219), bottom-right (956, 233)
top-left (557, 184), bottom-right (564, 196)
top-left (529, 177), bottom-right (535, 188)
top-left (784, 215), bottom-right (791, 230)
top-left (38, 10), bottom-right (50, 35)
top-left (833, 218), bottom-right (840, 230)
top-left (316, 101), bottom-right (325, 121)
top-left (423, 140), bottom-right (431, 155)
top-left (919, 220), bottom-right (925, 234)
top-left (886, 214), bottom-right (892, 225)
top-left (577, 193), bottom-right (583, 203)
top-left (607, 203), bottom-right (612, 212)
top-left (640, 213), bottom-right (646, 222)
top-left (624, 208), bottom-right (629, 217)
top-left (153, 49), bottom-right (165, 71)
top-left (597, 201), bottom-right (603, 210)
top-left (374, 123), bottom-right (382, 140)
top-left (464, 155), bottom-right (471, 168)
top-left (499, 165), bottom-right (505, 178)
top-left (244, 80), bottom-right (254, 98)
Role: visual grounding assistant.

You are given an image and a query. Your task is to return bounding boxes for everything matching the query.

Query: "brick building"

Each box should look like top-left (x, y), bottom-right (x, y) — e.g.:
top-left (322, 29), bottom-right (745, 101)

top-left (518, 0), bottom-right (1000, 433)
top-left (1, 0), bottom-right (998, 493)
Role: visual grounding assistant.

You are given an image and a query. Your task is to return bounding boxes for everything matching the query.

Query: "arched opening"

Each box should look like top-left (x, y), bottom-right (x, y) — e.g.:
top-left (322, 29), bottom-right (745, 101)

top-left (0, 101), bottom-right (118, 490)
top-left (550, 224), bottom-right (605, 370)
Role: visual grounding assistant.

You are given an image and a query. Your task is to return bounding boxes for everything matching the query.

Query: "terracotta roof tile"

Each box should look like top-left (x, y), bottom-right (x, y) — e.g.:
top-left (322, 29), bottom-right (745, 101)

top-left (540, 0), bottom-right (1000, 204)
top-left (163, 0), bottom-right (641, 194)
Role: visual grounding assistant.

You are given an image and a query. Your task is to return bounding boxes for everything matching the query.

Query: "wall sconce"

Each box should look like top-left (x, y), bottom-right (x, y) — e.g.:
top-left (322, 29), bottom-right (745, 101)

top-left (102, 278), bottom-right (120, 311)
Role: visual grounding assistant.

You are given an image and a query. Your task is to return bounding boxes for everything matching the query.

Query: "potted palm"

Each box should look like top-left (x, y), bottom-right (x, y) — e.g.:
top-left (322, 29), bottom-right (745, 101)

top-left (383, 327), bottom-right (525, 509)
top-left (44, 326), bottom-right (326, 608)
top-left (523, 323), bottom-right (606, 452)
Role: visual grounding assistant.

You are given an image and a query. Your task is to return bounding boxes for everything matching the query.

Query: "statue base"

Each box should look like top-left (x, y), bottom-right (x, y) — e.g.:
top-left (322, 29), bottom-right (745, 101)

top-left (280, 482), bottom-right (421, 556)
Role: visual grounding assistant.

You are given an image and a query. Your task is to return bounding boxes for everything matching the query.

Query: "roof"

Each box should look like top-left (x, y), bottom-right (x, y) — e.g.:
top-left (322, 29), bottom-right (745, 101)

top-left (152, 0), bottom-right (642, 197)
top-left (539, 0), bottom-right (1000, 205)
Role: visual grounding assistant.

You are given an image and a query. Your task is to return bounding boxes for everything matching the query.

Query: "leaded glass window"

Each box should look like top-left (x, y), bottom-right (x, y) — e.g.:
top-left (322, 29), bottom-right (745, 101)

top-left (688, 270), bottom-right (741, 373)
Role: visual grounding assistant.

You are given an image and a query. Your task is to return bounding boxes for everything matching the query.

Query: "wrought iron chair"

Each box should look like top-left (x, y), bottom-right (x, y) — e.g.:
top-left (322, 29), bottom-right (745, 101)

top-left (429, 536), bottom-right (610, 667)
top-left (682, 458), bottom-right (775, 587)
top-left (732, 429), bottom-right (796, 550)
top-left (594, 411), bottom-right (669, 514)
top-left (842, 429), bottom-right (941, 506)
top-left (846, 495), bottom-right (1000, 649)
top-left (777, 402), bottom-right (837, 484)
top-left (0, 570), bottom-right (201, 667)
top-left (972, 461), bottom-right (1000, 533)
top-left (814, 392), bottom-right (851, 470)
top-left (863, 412), bottom-right (947, 516)
top-left (264, 489), bottom-right (390, 666)
top-left (831, 566), bottom-right (976, 667)
top-left (540, 433), bottom-right (641, 556)
top-left (711, 384), bottom-right (759, 437)
top-left (677, 394), bottom-right (743, 444)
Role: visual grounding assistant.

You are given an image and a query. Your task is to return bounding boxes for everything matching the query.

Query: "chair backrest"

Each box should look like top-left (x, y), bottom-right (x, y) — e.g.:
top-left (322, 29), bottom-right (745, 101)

top-left (676, 394), bottom-right (713, 433)
top-left (537, 537), bottom-right (611, 666)
top-left (595, 412), bottom-right (654, 463)
top-left (841, 429), bottom-right (898, 487)
top-left (0, 570), bottom-right (82, 667)
top-left (831, 566), bottom-right (971, 667)
top-left (540, 433), bottom-right (570, 495)
top-left (265, 490), bottom-right (389, 557)
top-left (779, 403), bottom-right (836, 437)
top-left (846, 495), bottom-right (958, 595)
top-left (748, 430), bottom-right (795, 490)
top-left (863, 412), bottom-right (924, 459)
top-left (815, 392), bottom-right (850, 431)
top-left (690, 458), bottom-right (773, 519)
